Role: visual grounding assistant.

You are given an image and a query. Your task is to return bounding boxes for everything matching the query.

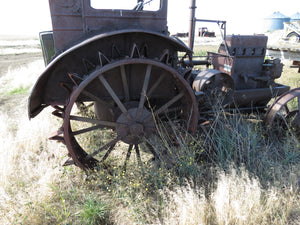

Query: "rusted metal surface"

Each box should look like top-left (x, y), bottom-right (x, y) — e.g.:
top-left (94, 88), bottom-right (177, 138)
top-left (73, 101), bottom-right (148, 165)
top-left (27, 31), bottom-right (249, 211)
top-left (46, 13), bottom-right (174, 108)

top-left (213, 35), bottom-right (268, 89)
top-left (293, 61), bottom-right (300, 73)
top-left (49, 0), bottom-right (168, 51)
top-left (28, 29), bottom-right (192, 119)
top-left (61, 58), bottom-right (198, 170)
top-left (265, 88), bottom-right (300, 128)
top-left (207, 35), bottom-right (289, 107)
top-left (192, 69), bottom-right (234, 107)
top-left (29, 0), bottom-right (299, 170)
top-left (233, 85), bottom-right (290, 108)
top-left (188, 0), bottom-right (196, 50)
top-left (198, 27), bottom-right (215, 37)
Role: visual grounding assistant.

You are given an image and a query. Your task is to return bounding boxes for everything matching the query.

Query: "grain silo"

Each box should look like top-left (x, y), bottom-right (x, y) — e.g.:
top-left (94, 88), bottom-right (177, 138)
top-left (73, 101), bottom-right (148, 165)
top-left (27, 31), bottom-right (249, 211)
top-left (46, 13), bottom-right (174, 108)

top-left (290, 12), bottom-right (300, 22)
top-left (264, 12), bottom-right (290, 31)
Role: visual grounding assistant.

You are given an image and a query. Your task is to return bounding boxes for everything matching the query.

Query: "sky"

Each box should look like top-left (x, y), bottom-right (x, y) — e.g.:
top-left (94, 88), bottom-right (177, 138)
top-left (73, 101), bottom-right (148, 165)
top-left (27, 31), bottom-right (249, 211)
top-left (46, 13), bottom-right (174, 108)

top-left (0, 0), bottom-right (299, 37)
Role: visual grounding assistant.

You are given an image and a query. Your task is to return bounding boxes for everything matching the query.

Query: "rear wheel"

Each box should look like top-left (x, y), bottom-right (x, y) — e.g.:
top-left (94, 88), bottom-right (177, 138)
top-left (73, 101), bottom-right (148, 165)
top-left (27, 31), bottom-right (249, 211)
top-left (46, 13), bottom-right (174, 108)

top-left (265, 88), bottom-right (300, 136)
top-left (287, 32), bottom-right (300, 43)
top-left (62, 58), bottom-right (198, 170)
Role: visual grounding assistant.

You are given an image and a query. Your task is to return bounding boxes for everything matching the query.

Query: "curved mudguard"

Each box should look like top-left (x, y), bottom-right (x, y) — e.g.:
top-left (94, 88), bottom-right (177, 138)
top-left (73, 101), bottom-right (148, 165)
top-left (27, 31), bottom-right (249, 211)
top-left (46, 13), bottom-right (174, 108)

top-left (28, 29), bottom-right (192, 119)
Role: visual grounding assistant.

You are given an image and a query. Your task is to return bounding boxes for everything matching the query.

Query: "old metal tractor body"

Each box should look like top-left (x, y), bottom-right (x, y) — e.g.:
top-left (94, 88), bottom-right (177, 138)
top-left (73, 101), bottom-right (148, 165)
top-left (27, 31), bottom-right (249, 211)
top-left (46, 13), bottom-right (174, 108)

top-left (29, 0), bottom-right (299, 170)
top-left (203, 35), bottom-right (289, 108)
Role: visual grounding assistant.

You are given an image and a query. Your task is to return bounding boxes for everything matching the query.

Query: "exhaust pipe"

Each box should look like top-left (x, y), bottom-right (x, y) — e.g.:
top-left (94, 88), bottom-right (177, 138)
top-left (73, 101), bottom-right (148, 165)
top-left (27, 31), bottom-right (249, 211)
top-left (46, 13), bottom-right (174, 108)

top-left (188, 0), bottom-right (196, 51)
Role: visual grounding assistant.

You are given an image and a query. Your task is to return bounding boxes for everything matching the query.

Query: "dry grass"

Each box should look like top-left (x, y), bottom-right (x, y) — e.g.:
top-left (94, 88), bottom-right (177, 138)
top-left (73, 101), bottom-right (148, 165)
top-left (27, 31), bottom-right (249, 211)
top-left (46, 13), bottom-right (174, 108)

top-left (161, 182), bottom-right (211, 224)
top-left (0, 60), bottom-right (75, 224)
top-left (0, 105), bottom-right (75, 224)
top-left (0, 60), bottom-right (44, 94)
top-left (160, 167), bottom-right (300, 225)
top-left (212, 168), bottom-right (299, 225)
top-left (277, 60), bottom-right (300, 89)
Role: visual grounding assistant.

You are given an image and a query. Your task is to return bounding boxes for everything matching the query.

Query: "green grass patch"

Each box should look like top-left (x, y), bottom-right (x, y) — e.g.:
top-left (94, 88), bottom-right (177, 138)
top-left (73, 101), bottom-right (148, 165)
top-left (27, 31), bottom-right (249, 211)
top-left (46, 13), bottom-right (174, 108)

top-left (193, 44), bottom-right (219, 56)
top-left (79, 196), bottom-right (111, 225)
top-left (8, 86), bottom-right (30, 95)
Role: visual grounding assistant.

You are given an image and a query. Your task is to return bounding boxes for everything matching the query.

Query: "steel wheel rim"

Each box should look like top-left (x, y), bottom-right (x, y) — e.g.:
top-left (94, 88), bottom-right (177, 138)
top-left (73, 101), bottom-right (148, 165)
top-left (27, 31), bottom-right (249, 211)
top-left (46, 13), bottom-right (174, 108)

top-left (265, 88), bottom-right (300, 132)
top-left (63, 58), bottom-right (198, 170)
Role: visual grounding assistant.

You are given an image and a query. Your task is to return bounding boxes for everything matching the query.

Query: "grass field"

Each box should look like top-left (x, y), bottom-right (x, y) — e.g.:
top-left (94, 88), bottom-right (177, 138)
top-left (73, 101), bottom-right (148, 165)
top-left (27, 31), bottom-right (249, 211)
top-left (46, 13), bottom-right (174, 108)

top-left (0, 40), bottom-right (300, 224)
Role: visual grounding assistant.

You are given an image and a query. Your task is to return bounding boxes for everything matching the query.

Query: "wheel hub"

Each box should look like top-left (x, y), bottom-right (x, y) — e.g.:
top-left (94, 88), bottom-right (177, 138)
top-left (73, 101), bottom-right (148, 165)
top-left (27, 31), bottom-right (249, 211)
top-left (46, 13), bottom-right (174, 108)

top-left (116, 108), bottom-right (155, 144)
top-left (130, 123), bottom-right (144, 136)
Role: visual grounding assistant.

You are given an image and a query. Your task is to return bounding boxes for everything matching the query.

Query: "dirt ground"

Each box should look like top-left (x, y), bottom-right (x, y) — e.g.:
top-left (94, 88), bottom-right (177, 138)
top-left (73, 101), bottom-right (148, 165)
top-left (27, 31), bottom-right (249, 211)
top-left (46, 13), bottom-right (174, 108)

top-left (0, 35), bottom-right (42, 77)
top-left (0, 36), bottom-right (43, 117)
top-left (0, 52), bottom-right (42, 77)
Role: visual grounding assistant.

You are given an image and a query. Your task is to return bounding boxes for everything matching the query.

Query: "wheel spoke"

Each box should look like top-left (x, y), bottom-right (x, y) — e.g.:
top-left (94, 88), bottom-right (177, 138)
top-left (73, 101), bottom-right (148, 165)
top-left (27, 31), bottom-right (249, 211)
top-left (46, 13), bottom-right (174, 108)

top-left (147, 72), bottom-right (166, 97)
top-left (120, 65), bottom-right (130, 102)
top-left (123, 144), bottom-right (133, 171)
top-left (98, 75), bottom-right (132, 120)
top-left (72, 125), bottom-right (102, 136)
top-left (136, 65), bottom-right (152, 119)
top-left (283, 105), bottom-right (290, 115)
top-left (156, 106), bottom-right (182, 116)
top-left (101, 142), bottom-right (117, 162)
top-left (154, 91), bottom-right (185, 116)
top-left (135, 144), bottom-right (143, 169)
top-left (70, 115), bottom-right (118, 128)
top-left (88, 136), bottom-right (122, 158)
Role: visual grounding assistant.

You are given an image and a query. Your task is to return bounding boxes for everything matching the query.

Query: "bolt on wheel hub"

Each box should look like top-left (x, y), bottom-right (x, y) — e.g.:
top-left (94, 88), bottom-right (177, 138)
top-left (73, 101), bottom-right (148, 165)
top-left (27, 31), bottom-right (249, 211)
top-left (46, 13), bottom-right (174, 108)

top-left (116, 108), bottom-right (155, 144)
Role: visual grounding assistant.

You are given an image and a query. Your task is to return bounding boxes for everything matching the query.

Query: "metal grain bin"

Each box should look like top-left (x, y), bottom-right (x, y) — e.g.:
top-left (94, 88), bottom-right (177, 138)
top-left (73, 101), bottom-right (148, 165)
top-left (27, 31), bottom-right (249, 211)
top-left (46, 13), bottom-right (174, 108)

top-left (291, 12), bottom-right (300, 22)
top-left (264, 12), bottom-right (290, 31)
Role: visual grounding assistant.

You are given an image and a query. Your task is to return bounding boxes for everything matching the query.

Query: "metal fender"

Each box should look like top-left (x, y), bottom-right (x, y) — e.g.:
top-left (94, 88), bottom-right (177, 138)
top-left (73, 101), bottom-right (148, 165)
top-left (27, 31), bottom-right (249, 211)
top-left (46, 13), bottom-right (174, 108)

top-left (28, 29), bottom-right (192, 119)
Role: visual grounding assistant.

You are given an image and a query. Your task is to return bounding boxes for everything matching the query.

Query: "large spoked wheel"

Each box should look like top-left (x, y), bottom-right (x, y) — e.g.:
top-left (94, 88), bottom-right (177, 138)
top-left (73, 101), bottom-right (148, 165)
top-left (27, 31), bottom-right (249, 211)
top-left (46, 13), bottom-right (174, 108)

top-left (265, 88), bottom-right (300, 136)
top-left (63, 58), bottom-right (198, 170)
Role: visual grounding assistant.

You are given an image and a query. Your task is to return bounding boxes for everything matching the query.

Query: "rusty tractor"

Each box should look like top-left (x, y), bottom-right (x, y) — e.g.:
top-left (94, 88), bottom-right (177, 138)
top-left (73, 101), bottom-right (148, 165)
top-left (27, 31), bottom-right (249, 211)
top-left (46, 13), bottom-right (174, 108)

top-left (198, 27), bottom-right (215, 37)
top-left (29, 0), bottom-right (300, 170)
